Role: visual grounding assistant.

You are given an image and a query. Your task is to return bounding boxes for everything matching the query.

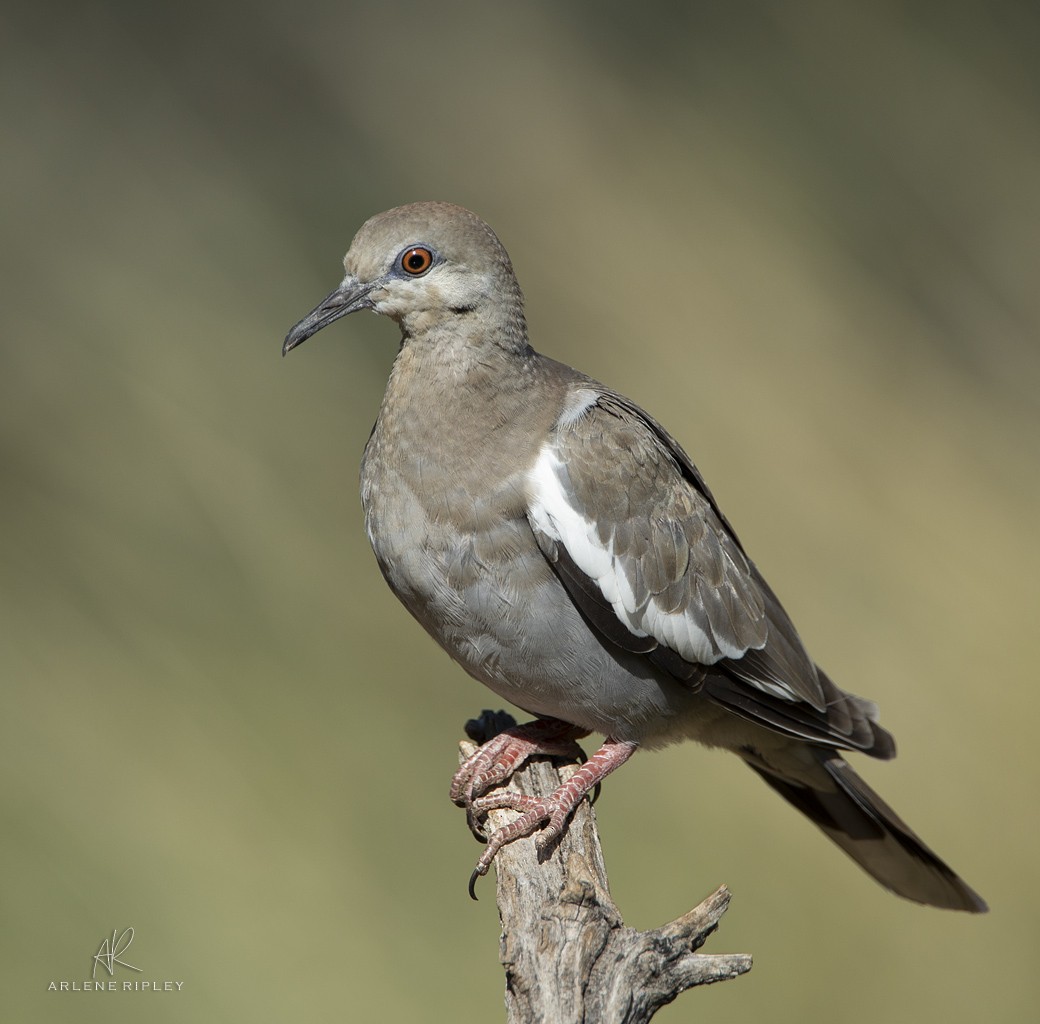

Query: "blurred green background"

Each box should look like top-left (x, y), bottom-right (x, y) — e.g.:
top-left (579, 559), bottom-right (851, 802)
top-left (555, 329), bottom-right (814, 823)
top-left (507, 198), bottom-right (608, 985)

top-left (3, 1), bottom-right (1037, 1020)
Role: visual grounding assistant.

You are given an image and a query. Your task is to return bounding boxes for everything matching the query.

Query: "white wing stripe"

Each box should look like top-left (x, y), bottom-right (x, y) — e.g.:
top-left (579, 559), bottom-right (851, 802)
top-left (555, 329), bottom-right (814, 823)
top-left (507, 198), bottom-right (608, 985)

top-left (528, 445), bottom-right (748, 665)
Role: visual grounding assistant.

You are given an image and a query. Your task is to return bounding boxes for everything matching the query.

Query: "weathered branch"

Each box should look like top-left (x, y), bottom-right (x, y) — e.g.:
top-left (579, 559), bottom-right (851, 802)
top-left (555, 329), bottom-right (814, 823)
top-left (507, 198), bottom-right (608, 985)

top-left (459, 712), bottom-right (752, 1023)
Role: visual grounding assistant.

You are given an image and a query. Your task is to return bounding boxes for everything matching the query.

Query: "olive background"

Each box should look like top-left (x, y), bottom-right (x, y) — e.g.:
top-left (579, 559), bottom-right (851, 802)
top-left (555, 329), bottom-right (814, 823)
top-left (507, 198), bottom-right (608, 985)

top-left (3, 2), bottom-right (1037, 1021)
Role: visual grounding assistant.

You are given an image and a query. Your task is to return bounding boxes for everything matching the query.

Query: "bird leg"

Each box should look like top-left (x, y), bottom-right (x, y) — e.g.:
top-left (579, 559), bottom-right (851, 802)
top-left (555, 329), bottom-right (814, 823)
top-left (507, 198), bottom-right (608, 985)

top-left (451, 717), bottom-right (589, 805)
top-left (453, 720), bottom-right (637, 896)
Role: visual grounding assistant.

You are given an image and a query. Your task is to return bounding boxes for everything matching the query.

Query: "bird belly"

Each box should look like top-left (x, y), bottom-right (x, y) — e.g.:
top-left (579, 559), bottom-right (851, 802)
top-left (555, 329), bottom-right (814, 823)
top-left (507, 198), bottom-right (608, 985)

top-left (361, 465), bottom-right (701, 742)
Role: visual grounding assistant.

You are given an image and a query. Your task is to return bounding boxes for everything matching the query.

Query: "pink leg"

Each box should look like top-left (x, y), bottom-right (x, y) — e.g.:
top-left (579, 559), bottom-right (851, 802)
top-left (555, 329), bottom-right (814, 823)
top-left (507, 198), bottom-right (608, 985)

top-left (461, 733), bottom-right (637, 896)
top-left (450, 717), bottom-right (589, 806)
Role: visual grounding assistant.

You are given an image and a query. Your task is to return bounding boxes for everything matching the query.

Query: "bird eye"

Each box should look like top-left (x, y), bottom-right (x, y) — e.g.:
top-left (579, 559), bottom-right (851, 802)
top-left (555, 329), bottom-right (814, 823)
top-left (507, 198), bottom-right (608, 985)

top-left (400, 246), bottom-right (434, 276)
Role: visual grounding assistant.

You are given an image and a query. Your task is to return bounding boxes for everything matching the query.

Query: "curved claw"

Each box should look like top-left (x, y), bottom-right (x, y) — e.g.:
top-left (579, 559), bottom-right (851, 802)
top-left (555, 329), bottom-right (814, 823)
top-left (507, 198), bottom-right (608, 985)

top-left (461, 739), bottom-right (637, 889)
top-left (465, 805), bottom-right (489, 843)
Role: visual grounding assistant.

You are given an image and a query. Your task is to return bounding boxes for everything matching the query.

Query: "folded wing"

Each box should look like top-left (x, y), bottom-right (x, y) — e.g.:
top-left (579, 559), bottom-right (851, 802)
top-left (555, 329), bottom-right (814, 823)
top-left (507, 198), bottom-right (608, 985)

top-left (526, 387), bottom-right (891, 757)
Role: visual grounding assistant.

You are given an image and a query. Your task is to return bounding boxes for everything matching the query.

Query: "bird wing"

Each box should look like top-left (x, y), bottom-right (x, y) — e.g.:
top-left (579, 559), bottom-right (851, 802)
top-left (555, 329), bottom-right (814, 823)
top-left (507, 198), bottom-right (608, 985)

top-left (526, 385), bottom-right (889, 753)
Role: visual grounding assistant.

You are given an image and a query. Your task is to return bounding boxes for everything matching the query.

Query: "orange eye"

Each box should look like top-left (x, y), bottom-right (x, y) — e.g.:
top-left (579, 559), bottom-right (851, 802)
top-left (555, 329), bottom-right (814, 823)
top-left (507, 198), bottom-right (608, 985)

top-left (400, 246), bottom-right (434, 275)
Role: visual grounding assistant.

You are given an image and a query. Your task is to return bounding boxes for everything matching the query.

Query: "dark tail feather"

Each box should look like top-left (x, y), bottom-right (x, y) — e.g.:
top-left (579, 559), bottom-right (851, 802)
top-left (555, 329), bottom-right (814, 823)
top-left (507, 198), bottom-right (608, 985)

top-left (746, 751), bottom-right (988, 912)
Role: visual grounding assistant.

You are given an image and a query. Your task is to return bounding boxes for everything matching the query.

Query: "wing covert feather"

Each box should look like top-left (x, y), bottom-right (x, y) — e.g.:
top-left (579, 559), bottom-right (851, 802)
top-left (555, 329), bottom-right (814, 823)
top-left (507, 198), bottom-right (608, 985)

top-left (527, 388), bottom-right (828, 711)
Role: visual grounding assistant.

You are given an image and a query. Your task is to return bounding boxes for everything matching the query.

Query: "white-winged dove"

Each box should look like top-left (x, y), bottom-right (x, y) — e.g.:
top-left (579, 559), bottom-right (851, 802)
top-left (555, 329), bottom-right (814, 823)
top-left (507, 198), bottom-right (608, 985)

top-left (284, 202), bottom-right (986, 912)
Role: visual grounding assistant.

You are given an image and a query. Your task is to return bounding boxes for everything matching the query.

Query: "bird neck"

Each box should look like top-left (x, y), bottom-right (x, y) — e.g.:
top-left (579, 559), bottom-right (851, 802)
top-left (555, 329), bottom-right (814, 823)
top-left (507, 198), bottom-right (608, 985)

top-left (390, 324), bottom-right (533, 409)
top-left (371, 325), bottom-right (558, 480)
top-left (398, 300), bottom-right (532, 363)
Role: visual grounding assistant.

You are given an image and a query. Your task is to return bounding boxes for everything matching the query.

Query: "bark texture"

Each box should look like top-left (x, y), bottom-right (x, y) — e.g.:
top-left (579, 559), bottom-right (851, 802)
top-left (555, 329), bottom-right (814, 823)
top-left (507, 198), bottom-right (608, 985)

top-left (459, 711), bottom-right (752, 1023)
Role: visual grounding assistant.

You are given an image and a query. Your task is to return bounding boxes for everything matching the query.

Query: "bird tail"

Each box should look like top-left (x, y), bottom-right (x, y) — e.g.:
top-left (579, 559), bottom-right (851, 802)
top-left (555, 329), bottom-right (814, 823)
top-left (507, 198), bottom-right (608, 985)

top-left (744, 749), bottom-right (987, 912)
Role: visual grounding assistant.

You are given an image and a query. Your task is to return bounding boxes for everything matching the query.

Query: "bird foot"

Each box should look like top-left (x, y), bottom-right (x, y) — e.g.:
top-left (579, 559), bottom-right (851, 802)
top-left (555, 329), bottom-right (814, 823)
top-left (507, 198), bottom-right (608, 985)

top-left (453, 722), bottom-right (637, 898)
top-left (451, 717), bottom-right (589, 806)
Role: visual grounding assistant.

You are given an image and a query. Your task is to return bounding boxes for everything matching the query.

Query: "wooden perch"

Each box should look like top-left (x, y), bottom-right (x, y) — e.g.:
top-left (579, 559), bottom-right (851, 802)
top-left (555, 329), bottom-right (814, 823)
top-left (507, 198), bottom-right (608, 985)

top-left (459, 711), bottom-right (752, 1024)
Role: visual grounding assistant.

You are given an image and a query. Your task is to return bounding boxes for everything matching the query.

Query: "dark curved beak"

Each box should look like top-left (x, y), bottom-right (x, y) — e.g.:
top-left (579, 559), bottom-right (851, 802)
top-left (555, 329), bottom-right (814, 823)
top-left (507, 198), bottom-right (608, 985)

top-left (282, 277), bottom-right (374, 356)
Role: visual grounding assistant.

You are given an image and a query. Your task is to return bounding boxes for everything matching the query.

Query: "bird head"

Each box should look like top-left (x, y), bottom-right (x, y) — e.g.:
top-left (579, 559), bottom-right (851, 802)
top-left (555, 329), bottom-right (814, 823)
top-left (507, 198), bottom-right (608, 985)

top-left (283, 202), bottom-right (526, 355)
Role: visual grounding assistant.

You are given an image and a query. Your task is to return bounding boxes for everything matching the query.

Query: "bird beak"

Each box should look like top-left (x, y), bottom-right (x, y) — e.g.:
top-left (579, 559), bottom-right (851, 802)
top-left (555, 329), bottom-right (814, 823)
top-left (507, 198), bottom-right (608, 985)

top-left (282, 276), bottom-right (375, 355)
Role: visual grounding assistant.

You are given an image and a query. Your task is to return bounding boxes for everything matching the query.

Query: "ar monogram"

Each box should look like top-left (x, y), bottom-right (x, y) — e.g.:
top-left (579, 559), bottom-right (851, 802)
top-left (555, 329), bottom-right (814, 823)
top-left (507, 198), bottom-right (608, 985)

top-left (92, 928), bottom-right (143, 979)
